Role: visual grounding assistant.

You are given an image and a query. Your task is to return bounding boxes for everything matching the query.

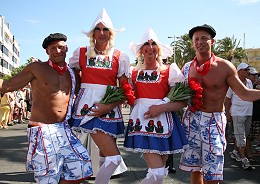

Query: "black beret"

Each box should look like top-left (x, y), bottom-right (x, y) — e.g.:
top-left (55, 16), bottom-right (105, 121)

top-left (189, 24), bottom-right (216, 39)
top-left (42, 33), bottom-right (67, 49)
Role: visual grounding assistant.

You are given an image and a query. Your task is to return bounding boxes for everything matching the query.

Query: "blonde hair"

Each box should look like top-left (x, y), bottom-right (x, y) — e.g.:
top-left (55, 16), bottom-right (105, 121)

top-left (135, 45), bottom-right (167, 71)
top-left (87, 29), bottom-right (116, 58)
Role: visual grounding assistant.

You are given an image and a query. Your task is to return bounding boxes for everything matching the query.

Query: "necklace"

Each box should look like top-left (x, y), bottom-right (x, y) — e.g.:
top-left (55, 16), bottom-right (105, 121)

top-left (94, 47), bottom-right (108, 55)
top-left (47, 60), bottom-right (67, 75)
top-left (193, 53), bottom-right (215, 76)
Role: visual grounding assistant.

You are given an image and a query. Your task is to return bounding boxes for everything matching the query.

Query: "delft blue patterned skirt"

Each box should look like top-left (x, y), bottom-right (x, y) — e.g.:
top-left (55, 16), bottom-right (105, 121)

top-left (69, 116), bottom-right (125, 138)
top-left (123, 112), bottom-right (188, 155)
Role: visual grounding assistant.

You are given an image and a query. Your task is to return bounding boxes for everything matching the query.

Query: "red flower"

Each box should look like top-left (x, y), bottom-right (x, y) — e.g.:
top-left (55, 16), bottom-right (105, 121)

top-left (83, 104), bottom-right (89, 109)
top-left (194, 93), bottom-right (203, 99)
top-left (188, 77), bottom-right (204, 112)
top-left (152, 71), bottom-right (157, 75)
top-left (190, 106), bottom-right (197, 113)
top-left (139, 71), bottom-right (144, 76)
top-left (193, 98), bottom-right (203, 106)
top-left (121, 79), bottom-right (136, 106)
top-left (196, 87), bottom-right (203, 94)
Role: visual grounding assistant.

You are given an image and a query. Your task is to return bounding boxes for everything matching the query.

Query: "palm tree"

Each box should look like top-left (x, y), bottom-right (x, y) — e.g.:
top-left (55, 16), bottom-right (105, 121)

top-left (234, 47), bottom-right (247, 62)
top-left (168, 34), bottom-right (195, 69)
top-left (215, 36), bottom-right (242, 61)
top-left (167, 34), bottom-right (247, 69)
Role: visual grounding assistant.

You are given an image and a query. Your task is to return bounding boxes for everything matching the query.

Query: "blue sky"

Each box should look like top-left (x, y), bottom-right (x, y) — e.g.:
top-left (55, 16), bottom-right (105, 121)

top-left (1, 0), bottom-right (260, 65)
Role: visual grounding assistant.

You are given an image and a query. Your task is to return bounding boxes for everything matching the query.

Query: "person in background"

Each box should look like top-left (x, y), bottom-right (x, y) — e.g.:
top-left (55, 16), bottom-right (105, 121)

top-left (0, 33), bottom-right (92, 184)
top-left (225, 62), bottom-right (253, 170)
top-left (14, 88), bottom-right (25, 124)
top-left (7, 91), bottom-right (16, 126)
top-left (24, 83), bottom-right (32, 120)
top-left (69, 8), bottom-right (130, 184)
top-left (0, 92), bottom-right (11, 129)
top-left (180, 24), bottom-right (260, 184)
top-left (247, 66), bottom-right (260, 161)
top-left (124, 27), bottom-right (188, 184)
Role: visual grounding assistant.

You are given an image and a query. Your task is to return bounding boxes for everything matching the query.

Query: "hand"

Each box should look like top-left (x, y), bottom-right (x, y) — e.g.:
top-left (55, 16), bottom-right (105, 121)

top-left (144, 104), bottom-right (164, 119)
top-left (89, 103), bottom-right (113, 117)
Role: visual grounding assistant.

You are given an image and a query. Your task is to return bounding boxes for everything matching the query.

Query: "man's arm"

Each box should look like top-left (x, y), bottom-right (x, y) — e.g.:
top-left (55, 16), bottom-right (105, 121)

top-left (0, 63), bottom-right (35, 93)
top-left (72, 68), bottom-right (81, 95)
top-left (226, 61), bottom-right (260, 102)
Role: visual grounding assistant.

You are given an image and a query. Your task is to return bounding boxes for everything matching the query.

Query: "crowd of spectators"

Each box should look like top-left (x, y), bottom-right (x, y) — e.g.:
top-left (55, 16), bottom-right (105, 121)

top-left (225, 64), bottom-right (260, 170)
top-left (0, 84), bottom-right (32, 129)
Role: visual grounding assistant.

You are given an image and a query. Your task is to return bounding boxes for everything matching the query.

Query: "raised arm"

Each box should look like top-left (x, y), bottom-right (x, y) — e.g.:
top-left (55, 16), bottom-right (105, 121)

top-left (226, 61), bottom-right (260, 101)
top-left (0, 63), bottom-right (35, 93)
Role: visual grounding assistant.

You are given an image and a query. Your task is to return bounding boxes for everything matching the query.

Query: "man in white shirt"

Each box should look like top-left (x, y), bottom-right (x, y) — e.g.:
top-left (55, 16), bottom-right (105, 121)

top-left (225, 62), bottom-right (253, 170)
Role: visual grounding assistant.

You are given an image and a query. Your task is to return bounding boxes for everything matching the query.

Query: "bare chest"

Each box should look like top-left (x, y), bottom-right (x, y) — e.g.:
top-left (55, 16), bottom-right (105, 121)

top-left (35, 69), bottom-right (72, 95)
top-left (189, 65), bottom-right (226, 89)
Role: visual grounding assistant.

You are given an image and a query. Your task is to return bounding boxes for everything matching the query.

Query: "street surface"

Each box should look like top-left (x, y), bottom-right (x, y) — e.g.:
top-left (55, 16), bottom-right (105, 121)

top-left (0, 107), bottom-right (259, 184)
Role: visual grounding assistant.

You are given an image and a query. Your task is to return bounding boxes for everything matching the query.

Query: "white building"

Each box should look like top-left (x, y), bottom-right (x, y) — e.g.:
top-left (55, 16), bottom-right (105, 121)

top-left (0, 15), bottom-right (20, 77)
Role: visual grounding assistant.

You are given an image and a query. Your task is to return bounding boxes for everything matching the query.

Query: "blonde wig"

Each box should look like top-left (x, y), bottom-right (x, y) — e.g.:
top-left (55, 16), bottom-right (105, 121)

top-left (86, 29), bottom-right (116, 58)
top-left (135, 44), bottom-right (167, 71)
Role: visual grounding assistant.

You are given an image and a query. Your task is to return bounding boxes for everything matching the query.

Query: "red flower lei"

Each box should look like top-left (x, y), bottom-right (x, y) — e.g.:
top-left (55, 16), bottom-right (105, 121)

top-left (193, 53), bottom-right (215, 76)
top-left (188, 77), bottom-right (203, 112)
top-left (121, 80), bottom-right (135, 106)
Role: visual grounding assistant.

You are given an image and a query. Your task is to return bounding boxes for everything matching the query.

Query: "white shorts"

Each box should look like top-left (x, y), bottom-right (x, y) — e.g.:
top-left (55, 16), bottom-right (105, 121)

top-left (26, 121), bottom-right (93, 183)
top-left (179, 110), bottom-right (227, 181)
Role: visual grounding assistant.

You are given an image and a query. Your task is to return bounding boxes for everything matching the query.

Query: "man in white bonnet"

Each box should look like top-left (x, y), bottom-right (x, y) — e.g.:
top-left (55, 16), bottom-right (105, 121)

top-left (69, 8), bottom-right (130, 184)
top-left (124, 27), bottom-right (188, 184)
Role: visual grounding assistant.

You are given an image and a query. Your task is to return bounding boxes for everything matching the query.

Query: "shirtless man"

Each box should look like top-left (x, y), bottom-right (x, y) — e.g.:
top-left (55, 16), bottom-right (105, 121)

top-left (178, 24), bottom-right (260, 184)
top-left (0, 33), bottom-right (92, 184)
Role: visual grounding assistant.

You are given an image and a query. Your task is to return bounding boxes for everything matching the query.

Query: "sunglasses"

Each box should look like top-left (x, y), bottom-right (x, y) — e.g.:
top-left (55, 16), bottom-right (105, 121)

top-left (94, 27), bottom-right (110, 32)
top-left (143, 41), bottom-right (157, 46)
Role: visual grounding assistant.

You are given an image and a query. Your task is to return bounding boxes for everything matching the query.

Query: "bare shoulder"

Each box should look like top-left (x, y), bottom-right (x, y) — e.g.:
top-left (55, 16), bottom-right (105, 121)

top-left (214, 56), bottom-right (236, 75)
top-left (25, 61), bottom-right (52, 77)
top-left (25, 61), bottom-right (48, 71)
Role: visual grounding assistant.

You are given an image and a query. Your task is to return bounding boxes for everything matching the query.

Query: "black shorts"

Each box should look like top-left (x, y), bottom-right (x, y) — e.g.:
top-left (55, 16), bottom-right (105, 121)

top-left (25, 100), bottom-right (32, 112)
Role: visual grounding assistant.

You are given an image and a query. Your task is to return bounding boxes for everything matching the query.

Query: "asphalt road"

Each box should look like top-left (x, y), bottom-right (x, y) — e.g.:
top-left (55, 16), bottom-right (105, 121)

top-left (0, 108), bottom-right (260, 184)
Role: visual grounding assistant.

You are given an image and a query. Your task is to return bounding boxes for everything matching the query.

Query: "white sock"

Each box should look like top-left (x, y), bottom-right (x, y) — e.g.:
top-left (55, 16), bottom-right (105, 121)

top-left (94, 155), bottom-right (122, 184)
top-left (141, 167), bottom-right (165, 184)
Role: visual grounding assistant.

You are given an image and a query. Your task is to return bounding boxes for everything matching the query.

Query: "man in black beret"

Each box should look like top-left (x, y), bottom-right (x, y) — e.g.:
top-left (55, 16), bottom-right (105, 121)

top-left (178, 24), bottom-right (260, 184)
top-left (188, 24), bottom-right (216, 39)
top-left (42, 33), bottom-right (67, 49)
top-left (0, 33), bottom-right (92, 183)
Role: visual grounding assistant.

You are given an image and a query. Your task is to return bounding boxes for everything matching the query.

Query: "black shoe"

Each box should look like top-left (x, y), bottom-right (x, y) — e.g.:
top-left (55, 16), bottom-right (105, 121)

top-left (248, 157), bottom-right (257, 163)
top-left (168, 167), bottom-right (176, 173)
top-left (7, 122), bottom-right (14, 126)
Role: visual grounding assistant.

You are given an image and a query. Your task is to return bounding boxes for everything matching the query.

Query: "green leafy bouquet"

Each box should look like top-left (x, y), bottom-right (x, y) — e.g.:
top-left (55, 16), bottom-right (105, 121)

top-left (101, 80), bottom-right (135, 105)
top-left (80, 81), bottom-right (135, 116)
top-left (99, 84), bottom-right (126, 104)
top-left (166, 82), bottom-right (194, 102)
top-left (164, 78), bottom-right (203, 112)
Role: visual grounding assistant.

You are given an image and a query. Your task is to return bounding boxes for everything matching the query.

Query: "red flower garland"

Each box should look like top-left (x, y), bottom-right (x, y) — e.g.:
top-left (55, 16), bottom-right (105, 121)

top-left (188, 77), bottom-right (203, 112)
top-left (121, 80), bottom-right (136, 106)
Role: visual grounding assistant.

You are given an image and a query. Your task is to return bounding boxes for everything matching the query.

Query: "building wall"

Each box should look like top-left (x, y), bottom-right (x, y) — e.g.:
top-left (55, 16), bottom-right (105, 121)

top-left (0, 15), bottom-right (20, 77)
top-left (246, 48), bottom-right (260, 72)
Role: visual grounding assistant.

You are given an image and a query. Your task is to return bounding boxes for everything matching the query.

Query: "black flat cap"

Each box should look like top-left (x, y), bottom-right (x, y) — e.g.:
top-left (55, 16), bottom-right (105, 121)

top-left (42, 33), bottom-right (67, 49)
top-left (189, 24), bottom-right (216, 39)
